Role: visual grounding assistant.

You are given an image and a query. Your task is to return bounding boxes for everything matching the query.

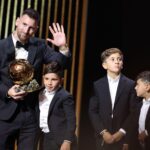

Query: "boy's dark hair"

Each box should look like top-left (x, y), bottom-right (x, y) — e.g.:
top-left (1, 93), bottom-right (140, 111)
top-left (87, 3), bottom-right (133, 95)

top-left (43, 61), bottom-right (64, 77)
top-left (136, 71), bottom-right (150, 83)
top-left (22, 8), bottom-right (40, 24)
top-left (101, 48), bottom-right (123, 63)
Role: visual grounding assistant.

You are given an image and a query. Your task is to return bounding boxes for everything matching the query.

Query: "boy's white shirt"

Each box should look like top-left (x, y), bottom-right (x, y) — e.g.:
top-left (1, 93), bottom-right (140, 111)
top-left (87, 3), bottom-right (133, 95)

top-left (107, 74), bottom-right (120, 111)
top-left (39, 88), bottom-right (56, 133)
top-left (107, 74), bottom-right (126, 134)
top-left (139, 98), bottom-right (150, 134)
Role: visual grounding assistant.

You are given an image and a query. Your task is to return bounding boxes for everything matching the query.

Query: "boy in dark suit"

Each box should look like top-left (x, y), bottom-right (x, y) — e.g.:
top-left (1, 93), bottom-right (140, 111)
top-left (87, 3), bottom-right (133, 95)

top-left (38, 61), bottom-right (77, 150)
top-left (126, 71), bottom-right (150, 150)
top-left (89, 48), bottom-right (139, 150)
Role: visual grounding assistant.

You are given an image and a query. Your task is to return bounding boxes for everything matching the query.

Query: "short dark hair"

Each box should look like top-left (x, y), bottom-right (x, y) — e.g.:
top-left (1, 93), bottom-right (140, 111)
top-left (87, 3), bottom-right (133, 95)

top-left (101, 48), bottom-right (123, 63)
top-left (136, 71), bottom-right (150, 83)
top-left (43, 61), bottom-right (64, 77)
top-left (22, 8), bottom-right (40, 24)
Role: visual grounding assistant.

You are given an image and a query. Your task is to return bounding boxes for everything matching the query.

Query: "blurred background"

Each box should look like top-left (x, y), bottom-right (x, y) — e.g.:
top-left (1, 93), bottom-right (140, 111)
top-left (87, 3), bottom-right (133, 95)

top-left (0, 0), bottom-right (149, 149)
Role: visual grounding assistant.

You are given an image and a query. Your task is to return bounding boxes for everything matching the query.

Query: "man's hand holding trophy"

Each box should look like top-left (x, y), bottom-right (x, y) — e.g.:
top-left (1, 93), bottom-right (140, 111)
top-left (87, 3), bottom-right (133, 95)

top-left (9, 59), bottom-right (40, 95)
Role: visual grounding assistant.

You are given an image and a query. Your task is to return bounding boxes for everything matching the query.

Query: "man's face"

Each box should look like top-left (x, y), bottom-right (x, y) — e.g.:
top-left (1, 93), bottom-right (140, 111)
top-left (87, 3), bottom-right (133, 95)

top-left (15, 14), bottom-right (38, 43)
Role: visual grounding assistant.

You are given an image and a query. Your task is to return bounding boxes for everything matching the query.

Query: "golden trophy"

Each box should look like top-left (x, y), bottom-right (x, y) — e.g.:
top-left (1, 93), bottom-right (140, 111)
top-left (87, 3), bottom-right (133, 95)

top-left (9, 59), bottom-right (40, 92)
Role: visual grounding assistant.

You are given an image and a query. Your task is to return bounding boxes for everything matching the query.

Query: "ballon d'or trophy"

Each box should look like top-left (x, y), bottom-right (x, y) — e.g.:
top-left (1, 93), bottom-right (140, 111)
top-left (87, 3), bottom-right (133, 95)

top-left (9, 59), bottom-right (40, 92)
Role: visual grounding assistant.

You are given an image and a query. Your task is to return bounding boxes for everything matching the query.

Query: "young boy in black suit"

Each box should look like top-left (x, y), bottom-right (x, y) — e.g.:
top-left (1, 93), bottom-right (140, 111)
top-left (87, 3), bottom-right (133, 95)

top-left (38, 61), bottom-right (77, 150)
top-left (126, 71), bottom-right (150, 150)
top-left (89, 48), bottom-right (139, 150)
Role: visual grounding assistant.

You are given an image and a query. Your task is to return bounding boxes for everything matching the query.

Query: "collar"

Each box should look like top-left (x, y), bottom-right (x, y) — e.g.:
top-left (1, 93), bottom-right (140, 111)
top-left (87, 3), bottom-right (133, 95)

top-left (143, 98), bottom-right (150, 105)
top-left (44, 88), bottom-right (56, 95)
top-left (107, 74), bottom-right (120, 83)
top-left (12, 33), bottom-right (29, 47)
top-left (12, 34), bottom-right (17, 47)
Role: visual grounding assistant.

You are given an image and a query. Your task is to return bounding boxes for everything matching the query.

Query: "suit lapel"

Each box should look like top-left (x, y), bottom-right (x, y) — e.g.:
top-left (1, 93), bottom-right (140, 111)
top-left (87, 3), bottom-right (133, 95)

top-left (101, 77), bottom-right (112, 111)
top-left (27, 40), bottom-right (37, 64)
top-left (145, 106), bottom-right (150, 128)
top-left (48, 87), bottom-right (62, 116)
top-left (6, 35), bottom-right (16, 61)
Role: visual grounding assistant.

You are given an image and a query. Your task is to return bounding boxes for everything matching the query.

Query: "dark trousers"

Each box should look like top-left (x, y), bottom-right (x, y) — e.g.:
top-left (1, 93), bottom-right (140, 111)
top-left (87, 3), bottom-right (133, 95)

top-left (39, 132), bottom-right (77, 150)
top-left (0, 108), bottom-right (38, 150)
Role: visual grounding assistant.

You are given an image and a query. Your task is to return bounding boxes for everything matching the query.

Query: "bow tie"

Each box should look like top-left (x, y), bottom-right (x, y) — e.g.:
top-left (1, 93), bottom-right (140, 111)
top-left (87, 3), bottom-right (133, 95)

top-left (16, 41), bottom-right (29, 50)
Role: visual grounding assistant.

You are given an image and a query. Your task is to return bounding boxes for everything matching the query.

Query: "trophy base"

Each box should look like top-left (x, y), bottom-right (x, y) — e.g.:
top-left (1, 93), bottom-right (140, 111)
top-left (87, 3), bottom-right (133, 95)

top-left (15, 79), bottom-right (41, 93)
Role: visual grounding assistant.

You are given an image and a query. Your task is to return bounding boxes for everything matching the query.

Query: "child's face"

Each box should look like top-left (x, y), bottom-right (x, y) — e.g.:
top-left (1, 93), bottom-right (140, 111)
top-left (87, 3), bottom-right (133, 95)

top-left (102, 53), bottom-right (123, 75)
top-left (43, 73), bottom-right (63, 92)
top-left (135, 79), bottom-right (149, 98)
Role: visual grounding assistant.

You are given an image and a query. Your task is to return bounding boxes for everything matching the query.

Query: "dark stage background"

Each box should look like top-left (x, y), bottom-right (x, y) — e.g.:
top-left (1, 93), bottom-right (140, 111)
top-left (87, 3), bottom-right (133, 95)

top-left (78, 1), bottom-right (150, 150)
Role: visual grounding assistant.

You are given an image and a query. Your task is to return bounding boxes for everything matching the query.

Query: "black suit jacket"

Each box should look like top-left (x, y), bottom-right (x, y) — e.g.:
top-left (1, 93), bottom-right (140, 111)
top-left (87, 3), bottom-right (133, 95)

top-left (0, 35), bottom-right (70, 120)
top-left (127, 102), bottom-right (150, 150)
top-left (89, 74), bottom-right (138, 138)
top-left (37, 87), bottom-right (76, 145)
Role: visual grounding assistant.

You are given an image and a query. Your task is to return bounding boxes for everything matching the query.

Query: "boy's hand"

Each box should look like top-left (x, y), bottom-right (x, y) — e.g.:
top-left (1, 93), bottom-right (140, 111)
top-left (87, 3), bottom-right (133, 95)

top-left (113, 131), bottom-right (124, 142)
top-left (122, 144), bottom-right (129, 150)
top-left (102, 131), bottom-right (114, 144)
top-left (138, 131), bottom-right (147, 142)
top-left (60, 141), bottom-right (71, 150)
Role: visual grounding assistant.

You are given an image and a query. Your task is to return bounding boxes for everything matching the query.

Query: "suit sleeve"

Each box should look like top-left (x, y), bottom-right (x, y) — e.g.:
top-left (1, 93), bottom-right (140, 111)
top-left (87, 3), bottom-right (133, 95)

top-left (0, 54), bottom-right (13, 101)
top-left (89, 84), bottom-right (105, 135)
top-left (63, 95), bottom-right (76, 142)
top-left (41, 40), bottom-right (71, 69)
top-left (0, 81), bottom-right (10, 101)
